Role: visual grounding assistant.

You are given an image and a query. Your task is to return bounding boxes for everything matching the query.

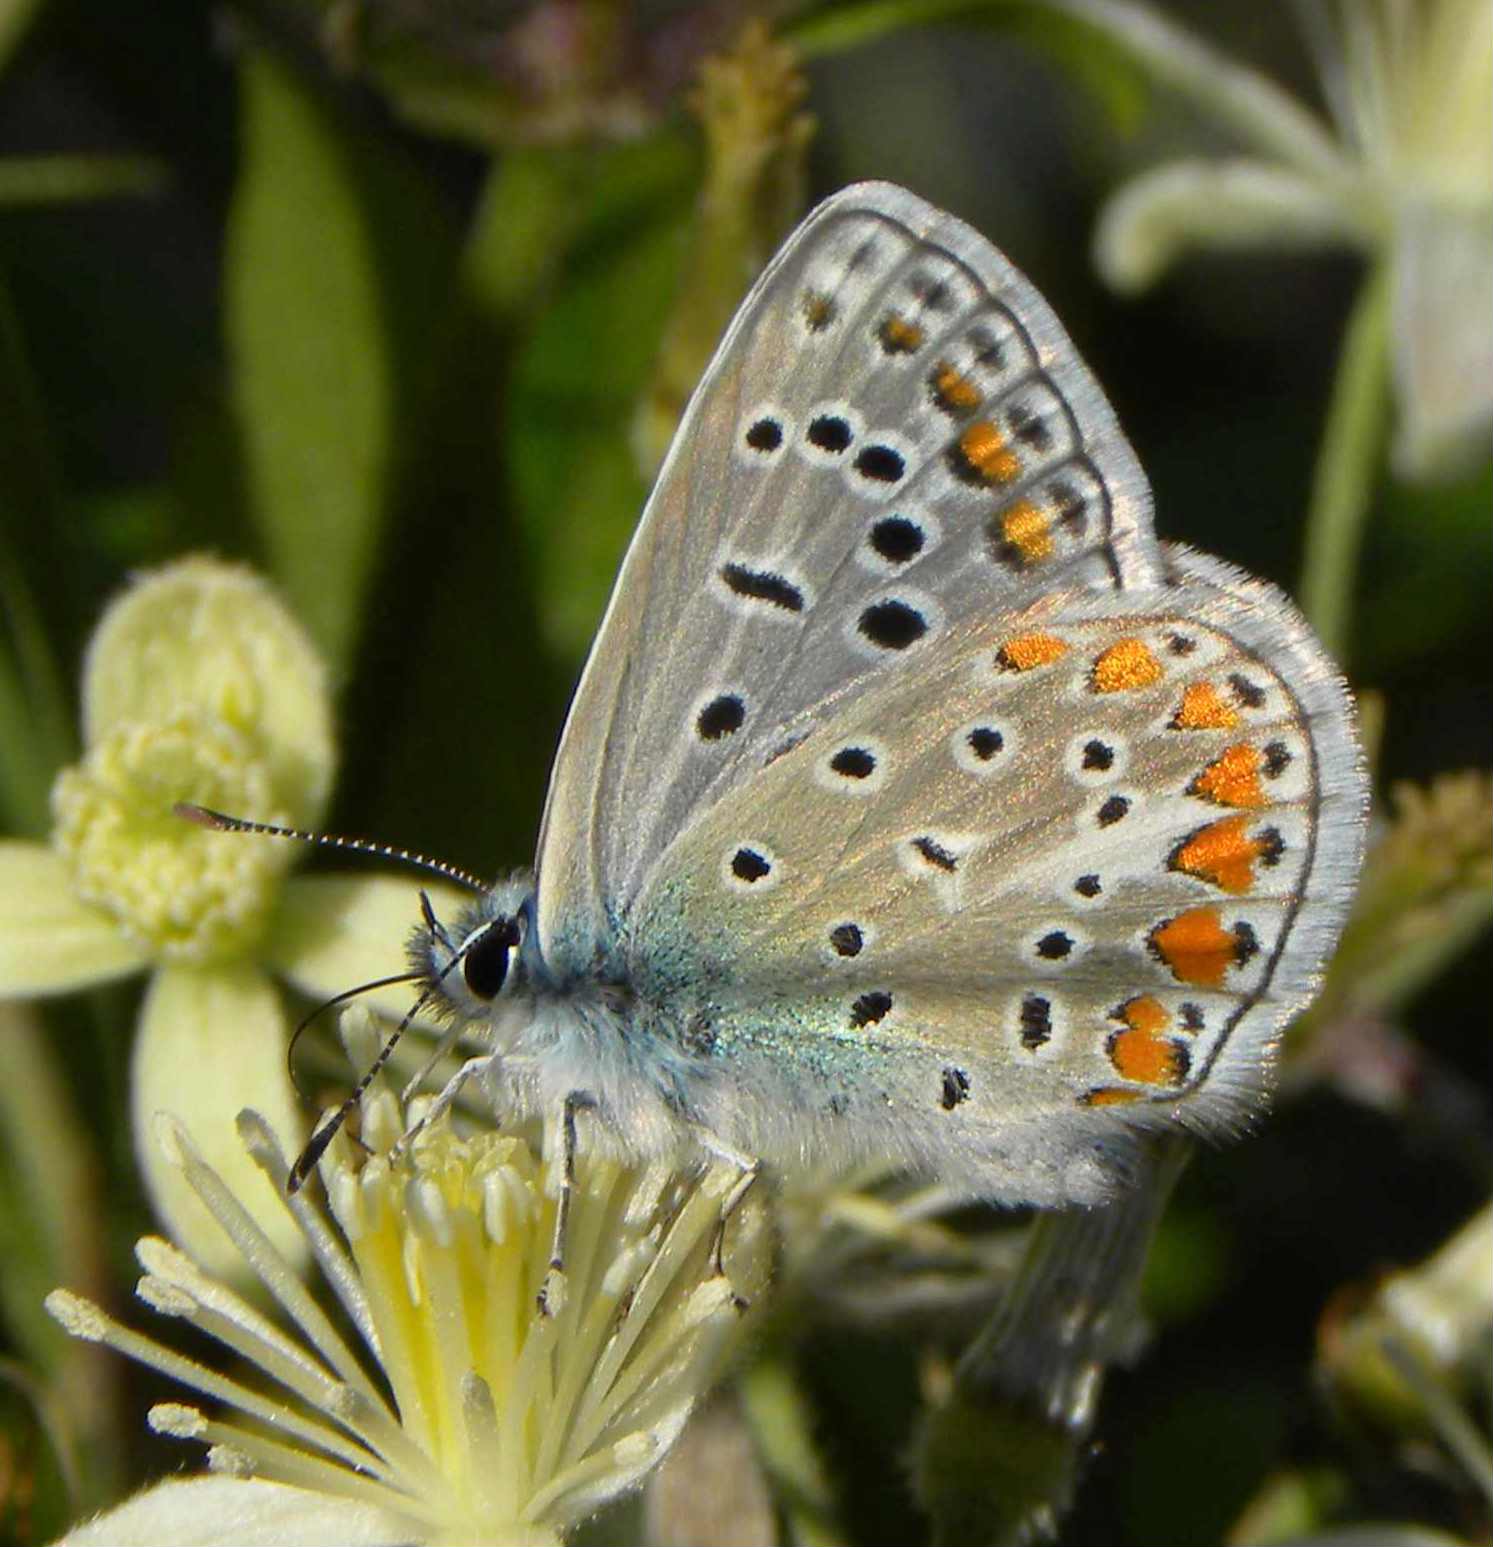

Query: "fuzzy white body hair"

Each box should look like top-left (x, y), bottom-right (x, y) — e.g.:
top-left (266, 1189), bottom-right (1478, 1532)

top-left (452, 986), bottom-right (1125, 1208)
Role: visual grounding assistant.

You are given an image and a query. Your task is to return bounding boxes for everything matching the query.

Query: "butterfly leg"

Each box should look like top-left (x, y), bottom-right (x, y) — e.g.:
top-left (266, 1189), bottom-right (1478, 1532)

top-left (388, 1052), bottom-right (496, 1166)
top-left (692, 1126), bottom-right (761, 1295)
top-left (538, 1089), bottom-right (597, 1317)
top-left (398, 1017), bottom-right (473, 1106)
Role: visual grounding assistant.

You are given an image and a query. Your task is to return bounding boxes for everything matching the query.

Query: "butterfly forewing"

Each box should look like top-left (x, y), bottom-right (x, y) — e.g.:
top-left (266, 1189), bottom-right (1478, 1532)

top-left (622, 550), bottom-right (1362, 1193)
top-left (537, 184), bottom-right (1162, 974)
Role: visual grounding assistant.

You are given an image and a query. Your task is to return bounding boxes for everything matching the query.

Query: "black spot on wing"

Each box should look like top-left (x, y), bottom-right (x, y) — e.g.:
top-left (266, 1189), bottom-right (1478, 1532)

top-left (730, 848), bottom-right (771, 883)
top-left (854, 445), bottom-right (905, 483)
top-left (829, 746), bottom-right (877, 779)
top-left (1007, 400), bottom-right (1053, 452)
top-left (912, 836), bottom-right (958, 872)
top-left (967, 327), bottom-right (1005, 370)
top-left (1096, 795), bottom-right (1131, 827)
top-left (908, 273), bottom-right (952, 310)
top-left (1049, 478), bottom-right (1088, 534)
top-left (869, 516), bottom-right (924, 563)
top-left (849, 990), bottom-right (893, 1028)
top-left (859, 599), bottom-right (927, 650)
top-left (696, 694), bottom-right (745, 740)
top-left (807, 414), bottom-right (853, 454)
top-left (743, 418), bottom-right (782, 453)
top-left (721, 563), bottom-right (803, 612)
top-left (967, 726), bottom-right (1003, 760)
top-left (1020, 994), bottom-right (1052, 1049)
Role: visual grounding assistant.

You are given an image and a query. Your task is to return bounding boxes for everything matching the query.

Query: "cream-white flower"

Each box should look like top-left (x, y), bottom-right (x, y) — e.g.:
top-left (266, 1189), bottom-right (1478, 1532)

top-left (1080, 0), bottom-right (1492, 478)
top-left (45, 1008), bottom-right (769, 1547)
top-left (0, 557), bottom-right (460, 1278)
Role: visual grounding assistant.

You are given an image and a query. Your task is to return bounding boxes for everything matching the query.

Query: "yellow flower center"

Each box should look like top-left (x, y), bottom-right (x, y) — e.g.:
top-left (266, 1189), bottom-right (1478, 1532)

top-left (50, 708), bottom-right (291, 964)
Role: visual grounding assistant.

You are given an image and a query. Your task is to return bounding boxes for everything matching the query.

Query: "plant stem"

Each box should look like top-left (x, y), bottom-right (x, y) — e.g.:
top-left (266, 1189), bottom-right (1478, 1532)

top-left (0, 155), bottom-right (165, 206)
top-left (1299, 261), bottom-right (1392, 660)
top-left (738, 1355), bottom-right (845, 1547)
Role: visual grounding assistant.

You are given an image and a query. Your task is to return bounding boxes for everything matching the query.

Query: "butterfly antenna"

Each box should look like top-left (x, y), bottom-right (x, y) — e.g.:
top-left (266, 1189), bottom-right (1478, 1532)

top-left (174, 803), bottom-right (487, 893)
top-left (287, 988), bottom-right (434, 1193)
top-left (286, 971), bottom-right (425, 1102)
top-left (286, 924), bottom-right (473, 1194)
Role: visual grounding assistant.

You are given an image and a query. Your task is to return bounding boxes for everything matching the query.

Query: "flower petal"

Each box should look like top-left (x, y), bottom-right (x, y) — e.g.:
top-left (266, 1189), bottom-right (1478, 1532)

top-left (52, 1475), bottom-right (415, 1546)
top-left (132, 963), bottom-right (306, 1277)
top-left (267, 874), bottom-right (470, 1020)
top-left (1390, 203), bottom-right (1493, 480)
top-left (81, 558), bottom-right (334, 824)
top-left (0, 840), bottom-right (148, 994)
top-left (1045, 0), bottom-right (1344, 177)
top-left (1094, 158), bottom-right (1359, 293)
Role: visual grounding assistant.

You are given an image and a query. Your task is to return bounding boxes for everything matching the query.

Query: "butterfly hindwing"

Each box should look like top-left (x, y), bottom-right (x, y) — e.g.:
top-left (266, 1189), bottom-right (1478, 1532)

top-left (536, 184), bottom-right (1162, 976)
top-left (620, 549), bottom-right (1364, 1200)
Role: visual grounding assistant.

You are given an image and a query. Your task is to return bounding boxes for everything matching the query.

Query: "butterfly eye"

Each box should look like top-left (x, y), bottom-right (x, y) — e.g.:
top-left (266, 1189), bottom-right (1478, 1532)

top-left (461, 915), bottom-right (522, 1001)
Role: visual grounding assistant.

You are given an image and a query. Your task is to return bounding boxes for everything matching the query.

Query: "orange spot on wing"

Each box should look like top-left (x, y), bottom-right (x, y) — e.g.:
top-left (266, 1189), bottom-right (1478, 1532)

top-left (880, 315), bottom-right (924, 353)
top-left (1000, 502), bottom-right (1054, 564)
top-left (1171, 815), bottom-right (1266, 893)
top-left (957, 421), bottom-right (1021, 484)
top-left (1108, 1026), bottom-right (1187, 1087)
top-left (1092, 638), bottom-right (1163, 693)
top-left (1150, 906), bottom-right (1236, 987)
top-left (802, 291), bottom-right (835, 330)
top-left (997, 632), bottom-right (1068, 671)
top-left (930, 360), bottom-right (982, 412)
top-left (1173, 681), bottom-right (1240, 730)
top-left (1191, 744), bottom-right (1266, 807)
top-left (1109, 995), bottom-right (1187, 1084)
top-left (1081, 1087), bottom-right (1144, 1107)
top-left (1117, 994), bottom-right (1170, 1037)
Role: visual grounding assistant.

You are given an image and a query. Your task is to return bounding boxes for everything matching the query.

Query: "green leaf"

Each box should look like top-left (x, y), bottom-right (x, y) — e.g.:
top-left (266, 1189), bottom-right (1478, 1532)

top-left (1359, 460), bottom-right (1493, 666)
top-left (0, 155), bottom-right (166, 207)
top-left (790, 0), bottom-right (1152, 130)
top-left (327, 148), bottom-right (601, 873)
top-left (462, 147), bottom-right (597, 326)
top-left (506, 130), bottom-right (700, 664)
top-left (0, 272), bottom-right (75, 834)
top-left (226, 49), bottom-right (453, 673)
top-left (0, 0), bottom-right (45, 77)
top-left (0, 1000), bottom-right (120, 1506)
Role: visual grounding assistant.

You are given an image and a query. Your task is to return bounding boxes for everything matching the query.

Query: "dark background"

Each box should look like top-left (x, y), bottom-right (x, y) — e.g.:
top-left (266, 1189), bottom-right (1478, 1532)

top-left (1, 2), bottom-right (1488, 1542)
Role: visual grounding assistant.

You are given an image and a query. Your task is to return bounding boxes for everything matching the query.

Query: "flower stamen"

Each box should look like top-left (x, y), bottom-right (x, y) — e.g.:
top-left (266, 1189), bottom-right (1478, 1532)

top-left (48, 1007), bottom-right (770, 1544)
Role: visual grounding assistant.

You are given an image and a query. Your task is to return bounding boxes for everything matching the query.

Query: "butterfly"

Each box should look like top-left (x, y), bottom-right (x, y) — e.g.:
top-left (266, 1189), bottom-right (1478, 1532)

top-left (293, 183), bottom-right (1368, 1209)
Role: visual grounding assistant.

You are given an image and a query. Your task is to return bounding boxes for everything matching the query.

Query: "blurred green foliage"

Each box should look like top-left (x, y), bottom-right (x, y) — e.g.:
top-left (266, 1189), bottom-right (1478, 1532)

top-left (0, 2), bottom-right (1488, 1543)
